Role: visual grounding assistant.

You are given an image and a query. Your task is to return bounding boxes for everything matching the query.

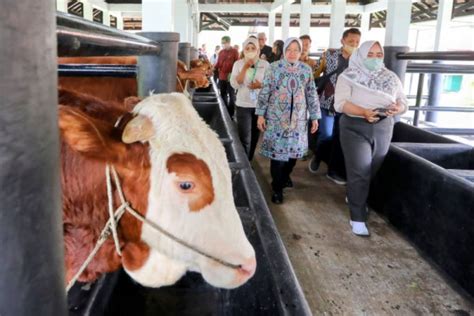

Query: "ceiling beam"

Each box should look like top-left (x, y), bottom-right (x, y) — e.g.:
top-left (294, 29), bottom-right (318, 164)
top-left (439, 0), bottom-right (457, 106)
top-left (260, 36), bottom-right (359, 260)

top-left (108, 3), bottom-right (141, 12)
top-left (271, 0), bottom-right (291, 12)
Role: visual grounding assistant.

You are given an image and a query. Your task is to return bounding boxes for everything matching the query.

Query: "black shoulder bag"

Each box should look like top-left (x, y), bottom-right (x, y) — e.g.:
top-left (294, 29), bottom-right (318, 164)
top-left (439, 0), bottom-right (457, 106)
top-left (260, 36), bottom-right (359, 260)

top-left (315, 62), bottom-right (346, 95)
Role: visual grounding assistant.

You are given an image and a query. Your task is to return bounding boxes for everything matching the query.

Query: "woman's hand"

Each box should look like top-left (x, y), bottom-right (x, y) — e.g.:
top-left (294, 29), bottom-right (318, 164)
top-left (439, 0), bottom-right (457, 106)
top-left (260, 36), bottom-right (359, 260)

top-left (257, 116), bottom-right (266, 132)
top-left (386, 102), bottom-right (402, 116)
top-left (310, 120), bottom-right (319, 134)
top-left (244, 59), bottom-right (255, 69)
top-left (363, 109), bottom-right (380, 123)
top-left (248, 80), bottom-right (262, 90)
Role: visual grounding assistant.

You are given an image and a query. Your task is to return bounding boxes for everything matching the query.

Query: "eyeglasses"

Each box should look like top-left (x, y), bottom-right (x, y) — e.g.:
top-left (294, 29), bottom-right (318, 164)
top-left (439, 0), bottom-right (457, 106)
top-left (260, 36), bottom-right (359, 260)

top-left (286, 49), bottom-right (300, 54)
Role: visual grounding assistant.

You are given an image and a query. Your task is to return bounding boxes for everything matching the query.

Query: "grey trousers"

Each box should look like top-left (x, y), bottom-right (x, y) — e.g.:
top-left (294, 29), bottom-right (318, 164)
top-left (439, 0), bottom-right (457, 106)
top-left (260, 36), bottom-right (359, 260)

top-left (339, 115), bottom-right (394, 222)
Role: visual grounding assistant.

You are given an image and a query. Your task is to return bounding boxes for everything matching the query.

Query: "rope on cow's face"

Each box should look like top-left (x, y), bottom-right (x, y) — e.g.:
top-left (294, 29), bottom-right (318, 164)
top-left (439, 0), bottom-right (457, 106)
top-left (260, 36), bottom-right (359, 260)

top-left (66, 164), bottom-right (242, 292)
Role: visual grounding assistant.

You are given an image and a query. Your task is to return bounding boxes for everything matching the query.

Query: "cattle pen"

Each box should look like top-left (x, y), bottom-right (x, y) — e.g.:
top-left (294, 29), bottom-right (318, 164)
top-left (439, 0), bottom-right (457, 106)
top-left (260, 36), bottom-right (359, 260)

top-left (1, 1), bottom-right (474, 316)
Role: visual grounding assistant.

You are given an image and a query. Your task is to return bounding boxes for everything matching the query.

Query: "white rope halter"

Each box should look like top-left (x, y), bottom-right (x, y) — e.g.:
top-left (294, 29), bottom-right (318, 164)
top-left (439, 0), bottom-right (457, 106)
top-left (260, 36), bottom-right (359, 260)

top-left (66, 164), bottom-right (241, 292)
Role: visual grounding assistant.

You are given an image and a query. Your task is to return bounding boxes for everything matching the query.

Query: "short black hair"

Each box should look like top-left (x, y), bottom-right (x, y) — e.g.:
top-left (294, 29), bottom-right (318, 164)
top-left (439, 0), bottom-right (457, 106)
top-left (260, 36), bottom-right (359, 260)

top-left (299, 34), bottom-right (311, 42)
top-left (342, 28), bottom-right (361, 38)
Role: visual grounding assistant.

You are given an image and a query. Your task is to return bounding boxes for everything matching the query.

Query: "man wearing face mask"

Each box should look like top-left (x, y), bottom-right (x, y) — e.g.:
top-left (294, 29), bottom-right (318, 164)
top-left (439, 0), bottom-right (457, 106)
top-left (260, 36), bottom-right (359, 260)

top-left (215, 36), bottom-right (240, 119)
top-left (230, 37), bottom-right (270, 161)
top-left (309, 28), bottom-right (361, 186)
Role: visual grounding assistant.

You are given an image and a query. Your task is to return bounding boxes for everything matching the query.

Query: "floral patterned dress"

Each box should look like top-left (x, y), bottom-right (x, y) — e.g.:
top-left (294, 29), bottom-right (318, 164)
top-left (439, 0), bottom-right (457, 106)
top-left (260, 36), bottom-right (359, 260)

top-left (256, 59), bottom-right (321, 161)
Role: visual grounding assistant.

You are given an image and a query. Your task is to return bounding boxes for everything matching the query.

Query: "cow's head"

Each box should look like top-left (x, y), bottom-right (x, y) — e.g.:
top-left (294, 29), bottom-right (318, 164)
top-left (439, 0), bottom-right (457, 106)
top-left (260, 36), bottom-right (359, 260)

top-left (59, 92), bottom-right (255, 289)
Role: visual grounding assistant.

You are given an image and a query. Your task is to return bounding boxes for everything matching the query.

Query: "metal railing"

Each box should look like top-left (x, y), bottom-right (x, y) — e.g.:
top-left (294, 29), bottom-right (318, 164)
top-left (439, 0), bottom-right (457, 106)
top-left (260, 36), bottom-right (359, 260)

top-left (57, 12), bottom-right (161, 57)
top-left (397, 51), bottom-right (474, 135)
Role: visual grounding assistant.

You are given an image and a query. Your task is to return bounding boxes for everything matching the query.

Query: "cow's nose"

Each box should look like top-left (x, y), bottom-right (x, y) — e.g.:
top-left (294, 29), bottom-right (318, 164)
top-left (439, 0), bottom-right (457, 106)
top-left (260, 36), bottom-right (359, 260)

top-left (237, 257), bottom-right (257, 278)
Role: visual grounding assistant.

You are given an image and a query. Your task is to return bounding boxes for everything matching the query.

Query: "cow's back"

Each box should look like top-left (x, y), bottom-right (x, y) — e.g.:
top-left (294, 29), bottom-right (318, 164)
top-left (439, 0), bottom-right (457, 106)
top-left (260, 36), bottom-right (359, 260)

top-left (59, 57), bottom-right (138, 103)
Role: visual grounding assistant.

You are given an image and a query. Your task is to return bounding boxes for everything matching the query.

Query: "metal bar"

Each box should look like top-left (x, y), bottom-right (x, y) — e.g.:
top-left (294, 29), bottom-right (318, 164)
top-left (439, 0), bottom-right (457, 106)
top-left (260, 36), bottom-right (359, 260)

top-left (397, 51), bottom-right (474, 61)
top-left (407, 95), bottom-right (428, 99)
top-left (57, 11), bottom-right (156, 46)
top-left (58, 64), bottom-right (138, 77)
top-left (408, 106), bottom-right (474, 113)
top-left (422, 128), bottom-right (474, 135)
top-left (413, 73), bottom-right (424, 126)
top-left (406, 63), bottom-right (474, 74)
top-left (57, 25), bottom-right (161, 57)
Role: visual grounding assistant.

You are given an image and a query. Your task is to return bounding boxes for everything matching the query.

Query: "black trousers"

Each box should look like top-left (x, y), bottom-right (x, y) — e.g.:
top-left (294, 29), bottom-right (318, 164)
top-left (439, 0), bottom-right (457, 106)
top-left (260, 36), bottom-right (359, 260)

top-left (236, 107), bottom-right (260, 161)
top-left (271, 159), bottom-right (297, 193)
top-left (219, 79), bottom-right (236, 119)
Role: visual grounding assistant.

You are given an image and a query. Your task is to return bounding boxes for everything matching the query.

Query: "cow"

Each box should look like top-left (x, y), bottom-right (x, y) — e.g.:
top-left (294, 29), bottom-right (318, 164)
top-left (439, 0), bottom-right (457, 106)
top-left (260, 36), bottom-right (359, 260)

top-left (58, 56), bottom-right (209, 101)
top-left (59, 88), bottom-right (256, 289)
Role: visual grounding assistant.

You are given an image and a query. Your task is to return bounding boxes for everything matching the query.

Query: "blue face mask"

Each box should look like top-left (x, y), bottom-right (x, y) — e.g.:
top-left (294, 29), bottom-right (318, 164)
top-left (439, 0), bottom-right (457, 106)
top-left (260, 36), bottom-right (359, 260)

top-left (363, 58), bottom-right (384, 71)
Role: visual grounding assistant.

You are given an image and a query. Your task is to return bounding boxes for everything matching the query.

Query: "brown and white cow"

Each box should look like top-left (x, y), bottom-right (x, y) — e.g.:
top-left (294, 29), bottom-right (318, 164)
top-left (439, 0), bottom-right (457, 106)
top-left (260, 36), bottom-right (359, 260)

top-left (59, 88), bottom-right (255, 289)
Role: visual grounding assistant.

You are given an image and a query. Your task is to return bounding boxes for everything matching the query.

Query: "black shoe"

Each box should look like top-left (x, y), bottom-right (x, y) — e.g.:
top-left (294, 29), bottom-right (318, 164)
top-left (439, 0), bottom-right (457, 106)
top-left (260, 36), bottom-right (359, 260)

top-left (271, 191), bottom-right (283, 204)
top-left (283, 178), bottom-right (293, 189)
top-left (308, 156), bottom-right (320, 174)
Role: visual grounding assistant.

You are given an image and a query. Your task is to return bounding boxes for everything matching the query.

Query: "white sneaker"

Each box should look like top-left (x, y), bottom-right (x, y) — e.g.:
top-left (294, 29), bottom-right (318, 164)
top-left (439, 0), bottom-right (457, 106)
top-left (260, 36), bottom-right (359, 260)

top-left (345, 196), bottom-right (348, 204)
top-left (350, 221), bottom-right (370, 237)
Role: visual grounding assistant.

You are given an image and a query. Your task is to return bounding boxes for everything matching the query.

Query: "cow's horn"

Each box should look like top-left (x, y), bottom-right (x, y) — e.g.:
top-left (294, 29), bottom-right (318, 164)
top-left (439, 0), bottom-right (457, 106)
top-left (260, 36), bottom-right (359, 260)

top-left (122, 115), bottom-right (155, 144)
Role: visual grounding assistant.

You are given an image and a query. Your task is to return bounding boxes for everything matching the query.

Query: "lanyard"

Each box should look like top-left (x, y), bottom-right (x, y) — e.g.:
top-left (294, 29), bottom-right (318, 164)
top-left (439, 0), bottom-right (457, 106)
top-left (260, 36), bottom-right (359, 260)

top-left (247, 60), bottom-right (259, 83)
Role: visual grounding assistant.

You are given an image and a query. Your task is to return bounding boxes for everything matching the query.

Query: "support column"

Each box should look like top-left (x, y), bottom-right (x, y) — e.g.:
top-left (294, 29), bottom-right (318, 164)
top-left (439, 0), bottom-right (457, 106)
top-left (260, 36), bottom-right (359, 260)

top-left (268, 11), bottom-right (276, 44)
top-left (57, 0), bottom-right (68, 12)
top-left (383, 0), bottom-right (411, 83)
top-left (174, 0), bottom-right (189, 42)
top-left (82, 1), bottom-right (93, 21)
top-left (142, 0), bottom-right (175, 32)
top-left (117, 14), bottom-right (124, 30)
top-left (0, 1), bottom-right (66, 315)
top-left (329, 0), bottom-right (346, 48)
top-left (103, 9), bottom-right (110, 26)
top-left (300, 0), bottom-right (311, 36)
top-left (281, 1), bottom-right (291, 40)
top-left (426, 0), bottom-right (453, 123)
top-left (360, 12), bottom-right (370, 36)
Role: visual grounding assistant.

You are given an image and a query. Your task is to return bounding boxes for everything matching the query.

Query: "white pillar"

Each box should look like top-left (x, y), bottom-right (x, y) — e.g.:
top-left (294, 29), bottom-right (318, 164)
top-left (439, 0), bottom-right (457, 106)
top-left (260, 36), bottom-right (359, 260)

top-left (81, 1), bottom-right (93, 21)
top-left (142, 0), bottom-right (175, 32)
top-left (329, 0), bottom-right (346, 48)
top-left (174, 0), bottom-right (189, 42)
top-left (300, 0), bottom-right (311, 36)
top-left (281, 1), bottom-right (291, 40)
top-left (103, 9), bottom-right (110, 26)
top-left (56, 0), bottom-right (68, 12)
top-left (384, 0), bottom-right (411, 46)
top-left (434, 0), bottom-right (453, 51)
top-left (268, 11), bottom-right (276, 44)
top-left (116, 14), bottom-right (124, 30)
top-left (360, 12), bottom-right (370, 37)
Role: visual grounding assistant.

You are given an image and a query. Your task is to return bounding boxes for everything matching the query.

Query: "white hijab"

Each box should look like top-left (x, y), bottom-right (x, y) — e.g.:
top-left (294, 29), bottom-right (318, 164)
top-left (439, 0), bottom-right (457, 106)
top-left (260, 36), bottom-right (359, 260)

top-left (341, 40), bottom-right (400, 97)
top-left (283, 37), bottom-right (302, 63)
top-left (242, 37), bottom-right (260, 62)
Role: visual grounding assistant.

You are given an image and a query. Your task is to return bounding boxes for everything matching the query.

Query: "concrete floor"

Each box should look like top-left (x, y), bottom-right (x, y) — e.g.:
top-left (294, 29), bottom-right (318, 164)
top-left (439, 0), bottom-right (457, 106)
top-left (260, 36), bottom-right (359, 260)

top-left (252, 155), bottom-right (474, 315)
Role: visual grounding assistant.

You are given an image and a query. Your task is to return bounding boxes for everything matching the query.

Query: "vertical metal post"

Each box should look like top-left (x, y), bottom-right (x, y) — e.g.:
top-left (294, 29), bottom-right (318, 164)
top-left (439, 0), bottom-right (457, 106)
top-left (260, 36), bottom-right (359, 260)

top-left (137, 32), bottom-right (179, 95)
top-left (413, 73), bottom-right (425, 126)
top-left (426, 61), bottom-right (443, 123)
top-left (0, 1), bottom-right (66, 316)
top-left (178, 42), bottom-right (191, 69)
top-left (190, 47), bottom-right (199, 60)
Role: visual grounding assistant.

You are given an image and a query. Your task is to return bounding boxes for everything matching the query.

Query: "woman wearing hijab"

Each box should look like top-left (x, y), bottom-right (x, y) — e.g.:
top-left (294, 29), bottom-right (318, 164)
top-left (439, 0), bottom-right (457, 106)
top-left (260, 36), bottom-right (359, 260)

top-left (334, 41), bottom-right (407, 236)
top-left (230, 37), bottom-right (270, 160)
top-left (256, 37), bottom-right (321, 204)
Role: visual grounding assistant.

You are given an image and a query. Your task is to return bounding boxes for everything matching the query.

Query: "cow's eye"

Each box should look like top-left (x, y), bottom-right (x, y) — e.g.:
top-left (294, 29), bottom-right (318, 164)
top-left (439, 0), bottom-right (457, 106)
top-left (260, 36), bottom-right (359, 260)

top-left (179, 181), bottom-right (194, 191)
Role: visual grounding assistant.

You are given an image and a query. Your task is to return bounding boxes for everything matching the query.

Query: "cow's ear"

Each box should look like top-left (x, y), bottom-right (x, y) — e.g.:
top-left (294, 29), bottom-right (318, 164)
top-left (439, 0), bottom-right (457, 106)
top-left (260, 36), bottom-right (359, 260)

top-left (123, 96), bottom-right (141, 112)
top-left (122, 115), bottom-right (155, 144)
top-left (59, 105), bottom-right (127, 161)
